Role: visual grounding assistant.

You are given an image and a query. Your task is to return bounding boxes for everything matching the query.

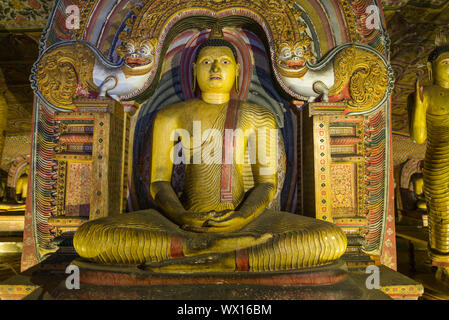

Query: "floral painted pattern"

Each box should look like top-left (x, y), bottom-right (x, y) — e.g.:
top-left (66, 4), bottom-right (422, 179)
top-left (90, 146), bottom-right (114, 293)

top-left (0, 0), bottom-right (54, 29)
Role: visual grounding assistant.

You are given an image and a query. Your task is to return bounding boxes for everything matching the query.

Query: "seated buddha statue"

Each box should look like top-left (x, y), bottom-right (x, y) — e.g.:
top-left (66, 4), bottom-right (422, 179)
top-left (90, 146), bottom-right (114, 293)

top-left (73, 28), bottom-right (347, 273)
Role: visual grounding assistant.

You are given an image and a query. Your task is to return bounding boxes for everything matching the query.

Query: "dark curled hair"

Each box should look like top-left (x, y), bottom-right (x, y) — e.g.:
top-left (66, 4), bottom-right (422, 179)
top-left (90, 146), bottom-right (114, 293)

top-left (195, 39), bottom-right (238, 61)
top-left (428, 45), bottom-right (449, 62)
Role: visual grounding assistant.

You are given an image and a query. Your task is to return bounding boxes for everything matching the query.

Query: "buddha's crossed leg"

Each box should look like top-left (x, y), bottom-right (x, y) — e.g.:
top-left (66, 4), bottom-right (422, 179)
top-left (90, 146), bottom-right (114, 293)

top-left (143, 210), bottom-right (347, 272)
top-left (74, 210), bottom-right (346, 272)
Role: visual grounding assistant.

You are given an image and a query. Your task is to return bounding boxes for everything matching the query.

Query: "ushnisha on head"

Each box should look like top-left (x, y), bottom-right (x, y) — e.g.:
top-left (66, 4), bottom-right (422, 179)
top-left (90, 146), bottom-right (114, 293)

top-left (193, 24), bottom-right (241, 104)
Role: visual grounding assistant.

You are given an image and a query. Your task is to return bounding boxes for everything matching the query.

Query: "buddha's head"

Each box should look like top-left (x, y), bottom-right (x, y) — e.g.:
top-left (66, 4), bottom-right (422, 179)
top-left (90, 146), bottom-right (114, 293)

top-left (428, 48), bottom-right (449, 86)
top-left (428, 27), bottom-right (449, 87)
top-left (193, 26), bottom-right (240, 103)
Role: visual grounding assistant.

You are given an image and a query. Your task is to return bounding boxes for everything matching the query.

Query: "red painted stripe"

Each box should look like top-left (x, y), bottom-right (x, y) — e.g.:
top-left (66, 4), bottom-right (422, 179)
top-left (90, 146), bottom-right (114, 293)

top-left (170, 236), bottom-right (184, 258)
top-left (98, 1), bottom-right (129, 50)
top-left (85, 0), bottom-right (108, 42)
top-left (235, 249), bottom-right (249, 271)
top-left (309, 0), bottom-right (335, 49)
top-left (220, 100), bottom-right (239, 203)
top-left (332, 1), bottom-right (350, 43)
top-left (79, 266), bottom-right (347, 286)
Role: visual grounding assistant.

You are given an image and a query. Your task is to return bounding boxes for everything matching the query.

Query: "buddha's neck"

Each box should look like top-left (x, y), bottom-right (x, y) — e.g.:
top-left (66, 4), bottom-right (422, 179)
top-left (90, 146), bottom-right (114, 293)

top-left (201, 92), bottom-right (230, 105)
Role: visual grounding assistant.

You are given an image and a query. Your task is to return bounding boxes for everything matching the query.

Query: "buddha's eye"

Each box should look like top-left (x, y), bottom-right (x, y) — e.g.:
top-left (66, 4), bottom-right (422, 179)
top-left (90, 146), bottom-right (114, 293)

top-left (201, 59), bottom-right (211, 64)
top-left (221, 59), bottom-right (231, 64)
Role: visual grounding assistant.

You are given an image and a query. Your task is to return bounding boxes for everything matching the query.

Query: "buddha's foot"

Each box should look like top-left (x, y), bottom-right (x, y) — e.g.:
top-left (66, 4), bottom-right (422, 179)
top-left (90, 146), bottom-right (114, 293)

top-left (184, 232), bottom-right (273, 256)
top-left (141, 253), bottom-right (235, 273)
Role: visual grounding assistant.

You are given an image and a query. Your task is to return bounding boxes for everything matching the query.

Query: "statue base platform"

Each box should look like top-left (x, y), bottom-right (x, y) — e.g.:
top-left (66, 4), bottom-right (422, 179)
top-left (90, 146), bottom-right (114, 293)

top-left (0, 253), bottom-right (424, 300)
top-left (413, 273), bottom-right (449, 300)
top-left (71, 258), bottom-right (349, 287)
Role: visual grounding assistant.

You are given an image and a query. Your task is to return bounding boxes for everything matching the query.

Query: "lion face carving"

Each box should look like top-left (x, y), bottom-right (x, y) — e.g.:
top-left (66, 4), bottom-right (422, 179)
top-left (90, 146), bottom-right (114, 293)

top-left (276, 33), bottom-right (314, 78)
top-left (116, 38), bottom-right (158, 76)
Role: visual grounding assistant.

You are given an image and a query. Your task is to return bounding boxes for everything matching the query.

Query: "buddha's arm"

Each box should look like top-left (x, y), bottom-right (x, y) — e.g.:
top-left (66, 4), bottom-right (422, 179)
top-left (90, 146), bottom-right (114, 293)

top-left (409, 79), bottom-right (428, 145)
top-left (238, 127), bottom-right (277, 218)
top-left (150, 111), bottom-right (221, 228)
top-left (204, 124), bottom-right (278, 232)
top-left (149, 112), bottom-right (185, 225)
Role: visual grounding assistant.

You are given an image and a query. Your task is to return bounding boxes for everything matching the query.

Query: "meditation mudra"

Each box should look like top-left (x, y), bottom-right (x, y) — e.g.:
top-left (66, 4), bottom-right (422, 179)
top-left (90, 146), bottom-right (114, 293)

top-left (73, 30), bottom-right (347, 273)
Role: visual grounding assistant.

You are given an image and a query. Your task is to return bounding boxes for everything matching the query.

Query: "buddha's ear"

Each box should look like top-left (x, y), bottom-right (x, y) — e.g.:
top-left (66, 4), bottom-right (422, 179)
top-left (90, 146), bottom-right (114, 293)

top-left (427, 61), bottom-right (433, 82)
top-left (236, 63), bottom-right (241, 76)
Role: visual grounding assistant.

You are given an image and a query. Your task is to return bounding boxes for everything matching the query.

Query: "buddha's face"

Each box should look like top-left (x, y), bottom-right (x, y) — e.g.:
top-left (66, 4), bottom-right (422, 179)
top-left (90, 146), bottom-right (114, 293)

top-left (431, 52), bottom-right (449, 85)
top-left (196, 46), bottom-right (240, 95)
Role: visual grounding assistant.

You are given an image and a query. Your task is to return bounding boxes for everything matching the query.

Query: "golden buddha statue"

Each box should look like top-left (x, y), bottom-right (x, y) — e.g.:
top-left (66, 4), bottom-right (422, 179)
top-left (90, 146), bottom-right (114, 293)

top-left (409, 27), bottom-right (449, 283)
top-left (412, 176), bottom-right (427, 210)
top-left (73, 28), bottom-right (347, 273)
top-left (0, 168), bottom-right (27, 212)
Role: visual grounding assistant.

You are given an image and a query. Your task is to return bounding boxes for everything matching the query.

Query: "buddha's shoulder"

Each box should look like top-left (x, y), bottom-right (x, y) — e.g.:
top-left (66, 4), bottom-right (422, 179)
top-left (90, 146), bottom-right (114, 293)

top-left (154, 100), bottom-right (197, 118)
top-left (239, 101), bottom-right (274, 113)
top-left (238, 102), bottom-right (277, 122)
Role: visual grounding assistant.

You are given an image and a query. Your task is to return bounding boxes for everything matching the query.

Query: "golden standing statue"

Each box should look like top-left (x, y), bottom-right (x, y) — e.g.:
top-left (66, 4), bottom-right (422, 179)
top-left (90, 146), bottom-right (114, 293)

top-left (74, 29), bottom-right (347, 273)
top-left (409, 27), bottom-right (449, 284)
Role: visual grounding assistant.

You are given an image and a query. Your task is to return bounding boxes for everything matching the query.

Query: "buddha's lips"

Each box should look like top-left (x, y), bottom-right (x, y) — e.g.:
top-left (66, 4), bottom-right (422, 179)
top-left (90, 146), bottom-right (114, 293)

top-left (210, 75), bottom-right (222, 80)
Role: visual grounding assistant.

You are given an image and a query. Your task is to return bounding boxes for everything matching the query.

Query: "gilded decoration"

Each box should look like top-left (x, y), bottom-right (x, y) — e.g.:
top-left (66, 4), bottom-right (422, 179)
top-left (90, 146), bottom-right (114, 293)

top-left (329, 46), bottom-right (390, 111)
top-left (130, 0), bottom-right (304, 42)
top-left (115, 0), bottom-right (313, 99)
top-left (339, 0), bottom-right (359, 42)
top-left (331, 163), bottom-right (356, 215)
top-left (34, 38), bottom-right (157, 109)
top-left (35, 43), bottom-right (96, 109)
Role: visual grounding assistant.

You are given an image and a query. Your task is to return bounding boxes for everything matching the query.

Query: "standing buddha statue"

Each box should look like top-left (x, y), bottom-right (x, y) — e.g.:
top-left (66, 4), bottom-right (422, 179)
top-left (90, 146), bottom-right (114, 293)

top-left (409, 26), bottom-right (449, 284)
top-left (73, 27), bottom-right (347, 273)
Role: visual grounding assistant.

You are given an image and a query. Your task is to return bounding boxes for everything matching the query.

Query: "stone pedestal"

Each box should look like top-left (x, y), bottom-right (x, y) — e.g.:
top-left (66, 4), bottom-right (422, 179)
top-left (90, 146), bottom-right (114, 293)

top-left (0, 253), bottom-right (424, 300)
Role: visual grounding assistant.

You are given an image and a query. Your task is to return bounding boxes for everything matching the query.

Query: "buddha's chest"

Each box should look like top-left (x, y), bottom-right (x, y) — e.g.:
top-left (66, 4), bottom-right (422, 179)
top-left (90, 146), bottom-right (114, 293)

top-left (428, 87), bottom-right (449, 114)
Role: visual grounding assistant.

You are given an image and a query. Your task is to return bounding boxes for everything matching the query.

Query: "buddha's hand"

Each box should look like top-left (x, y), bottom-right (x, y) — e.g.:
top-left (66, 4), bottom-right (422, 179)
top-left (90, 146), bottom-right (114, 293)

top-left (183, 210), bottom-right (251, 233)
top-left (180, 210), bottom-right (232, 230)
top-left (416, 78), bottom-right (424, 102)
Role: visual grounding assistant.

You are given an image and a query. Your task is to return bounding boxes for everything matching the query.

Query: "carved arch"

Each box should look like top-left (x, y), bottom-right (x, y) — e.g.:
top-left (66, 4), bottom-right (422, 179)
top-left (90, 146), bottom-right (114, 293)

top-left (120, 4), bottom-right (317, 101)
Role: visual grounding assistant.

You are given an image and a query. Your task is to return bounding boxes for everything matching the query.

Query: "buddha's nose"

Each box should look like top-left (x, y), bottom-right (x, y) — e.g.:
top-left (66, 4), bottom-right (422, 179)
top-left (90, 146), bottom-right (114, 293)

top-left (211, 60), bottom-right (220, 72)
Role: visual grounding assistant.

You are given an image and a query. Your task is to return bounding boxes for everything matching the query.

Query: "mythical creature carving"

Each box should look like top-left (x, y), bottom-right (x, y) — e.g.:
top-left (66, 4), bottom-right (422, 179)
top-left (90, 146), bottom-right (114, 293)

top-left (277, 40), bottom-right (391, 111)
top-left (34, 38), bottom-right (157, 109)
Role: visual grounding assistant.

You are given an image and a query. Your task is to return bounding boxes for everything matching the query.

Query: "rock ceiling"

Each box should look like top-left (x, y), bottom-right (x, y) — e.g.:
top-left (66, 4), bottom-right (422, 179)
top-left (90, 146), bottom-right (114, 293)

top-left (0, 0), bottom-right (48, 136)
top-left (0, 0), bottom-right (447, 137)
top-left (382, 0), bottom-right (449, 135)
